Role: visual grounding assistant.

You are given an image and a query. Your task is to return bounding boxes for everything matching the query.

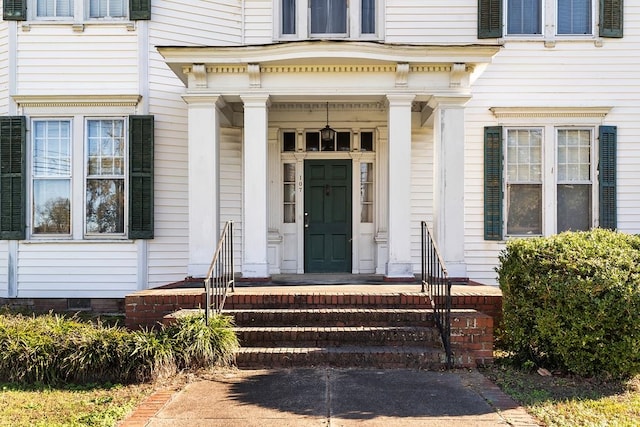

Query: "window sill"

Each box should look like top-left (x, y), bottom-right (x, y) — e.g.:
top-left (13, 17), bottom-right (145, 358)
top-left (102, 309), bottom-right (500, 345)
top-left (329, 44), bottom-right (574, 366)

top-left (500, 36), bottom-right (604, 48)
top-left (23, 238), bottom-right (135, 244)
top-left (21, 21), bottom-right (136, 33)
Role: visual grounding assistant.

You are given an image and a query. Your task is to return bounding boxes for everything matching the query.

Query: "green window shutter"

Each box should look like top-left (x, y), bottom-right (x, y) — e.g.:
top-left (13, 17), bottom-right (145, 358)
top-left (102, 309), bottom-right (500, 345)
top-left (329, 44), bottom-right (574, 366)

top-left (0, 116), bottom-right (26, 240)
top-left (3, 0), bottom-right (26, 21)
top-left (130, 0), bottom-right (151, 20)
top-left (600, 0), bottom-right (623, 38)
top-left (129, 115), bottom-right (154, 239)
top-left (484, 126), bottom-right (503, 240)
top-left (598, 126), bottom-right (617, 230)
top-left (478, 0), bottom-right (502, 39)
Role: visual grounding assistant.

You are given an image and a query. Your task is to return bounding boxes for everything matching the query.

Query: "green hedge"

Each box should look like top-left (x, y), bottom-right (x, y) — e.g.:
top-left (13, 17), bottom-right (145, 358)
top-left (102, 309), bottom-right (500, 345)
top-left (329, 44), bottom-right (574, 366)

top-left (0, 311), bottom-right (238, 384)
top-left (497, 229), bottom-right (640, 377)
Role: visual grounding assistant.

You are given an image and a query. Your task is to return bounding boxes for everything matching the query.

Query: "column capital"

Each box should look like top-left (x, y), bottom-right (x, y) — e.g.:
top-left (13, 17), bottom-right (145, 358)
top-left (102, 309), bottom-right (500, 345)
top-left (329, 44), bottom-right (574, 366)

top-left (385, 93), bottom-right (415, 106)
top-left (181, 93), bottom-right (226, 108)
top-left (240, 93), bottom-right (271, 107)
top-left (427, 95), bottom-right (472, 109)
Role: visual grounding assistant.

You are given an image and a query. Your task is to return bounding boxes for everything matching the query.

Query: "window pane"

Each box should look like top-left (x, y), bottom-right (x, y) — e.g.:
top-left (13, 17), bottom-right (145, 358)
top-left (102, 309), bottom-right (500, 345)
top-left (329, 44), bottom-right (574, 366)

top-left (87, 120), bottom-right (125, 176)
top-left (283, 131), bottom-right (296, 151)
top-left (360, 163), bottom-right (373, 223)
top-left (33, 179), bottom-right (70, 234)
top-left (306, 132), bottom-right (320, 151)
top-left (360, 132), bottom-right (374, 151)
top-left (283, 164), bottom-right (296, 223)
top-left (33, 120), bottom-right (71, 177)
top-left (361, 0), bottom-right (375, 34)
top-left (507, 184), bottom-right (542, 235)
top-left (38, 0), bottom-right (73, 17)
top-left (506, 129), bottom-right (542, 182)
top-left (90, 0), bottom-right (125, 18)
top-left (557, 184), bottom-right (591, 232)
top-left (557, 129), bottom-right (591, 182)
top-left (311, 0), bottom-right (347, 34)
top-left (282, 0), bottom-right (296, 34)
top-left (86, 179), bottom-right (125, 234)
top-left (507, 0), bottom-right (542, 34)
top-left (558, 0), bottom-right (592, 34)
top-left (337, 132), bottom-right (350, 151)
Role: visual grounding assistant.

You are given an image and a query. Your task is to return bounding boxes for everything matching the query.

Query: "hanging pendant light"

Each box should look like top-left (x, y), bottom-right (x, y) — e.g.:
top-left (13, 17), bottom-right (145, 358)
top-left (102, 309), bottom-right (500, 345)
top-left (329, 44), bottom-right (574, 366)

top-left (320, 102), bottom-right (336, 142)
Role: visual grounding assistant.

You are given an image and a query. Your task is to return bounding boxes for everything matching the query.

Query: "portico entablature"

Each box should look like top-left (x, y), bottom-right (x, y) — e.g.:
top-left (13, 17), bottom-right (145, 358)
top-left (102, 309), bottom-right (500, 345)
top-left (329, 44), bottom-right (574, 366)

top-left (157, 41), bottom-right (500, 101)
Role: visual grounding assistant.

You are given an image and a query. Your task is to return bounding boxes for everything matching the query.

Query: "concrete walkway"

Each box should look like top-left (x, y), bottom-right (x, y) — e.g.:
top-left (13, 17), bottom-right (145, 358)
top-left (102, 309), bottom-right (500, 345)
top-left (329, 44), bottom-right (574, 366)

top-left (121, 368), bottom-right (540, 427)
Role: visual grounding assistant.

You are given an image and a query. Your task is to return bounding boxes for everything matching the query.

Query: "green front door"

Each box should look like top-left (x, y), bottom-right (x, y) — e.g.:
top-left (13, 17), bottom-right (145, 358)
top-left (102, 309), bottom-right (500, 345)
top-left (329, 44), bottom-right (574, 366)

top-left (304, 160), bottom-right (352, 273)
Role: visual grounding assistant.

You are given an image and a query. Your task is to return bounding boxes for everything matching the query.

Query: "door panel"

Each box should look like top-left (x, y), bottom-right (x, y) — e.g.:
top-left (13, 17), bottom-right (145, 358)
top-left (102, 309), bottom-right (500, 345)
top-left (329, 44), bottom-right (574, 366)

top-left (304, 160), bottom-right (352, 272)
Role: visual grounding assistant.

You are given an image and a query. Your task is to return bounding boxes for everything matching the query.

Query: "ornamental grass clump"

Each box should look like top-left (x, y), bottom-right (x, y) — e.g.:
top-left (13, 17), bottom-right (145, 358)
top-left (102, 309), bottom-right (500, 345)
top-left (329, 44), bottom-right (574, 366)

top-left (0, 310), bottom-right (238, 385)
top-left (497, 229), bottom-right (640, 377)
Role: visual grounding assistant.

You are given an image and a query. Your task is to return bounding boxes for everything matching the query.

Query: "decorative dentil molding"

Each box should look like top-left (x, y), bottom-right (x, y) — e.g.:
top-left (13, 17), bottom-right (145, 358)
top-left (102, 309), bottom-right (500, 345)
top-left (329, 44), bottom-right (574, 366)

top-left (12, 94), bottom-right (141, 108)
top-left (490, 107), bottom-right (612, 119)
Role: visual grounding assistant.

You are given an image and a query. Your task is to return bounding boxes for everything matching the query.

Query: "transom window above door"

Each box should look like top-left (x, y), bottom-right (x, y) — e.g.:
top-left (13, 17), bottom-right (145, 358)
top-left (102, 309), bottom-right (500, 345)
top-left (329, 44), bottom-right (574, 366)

top-left (278, 0), bottom-right (379, 39)
top-left (282, 130), bottom-right (375, 152)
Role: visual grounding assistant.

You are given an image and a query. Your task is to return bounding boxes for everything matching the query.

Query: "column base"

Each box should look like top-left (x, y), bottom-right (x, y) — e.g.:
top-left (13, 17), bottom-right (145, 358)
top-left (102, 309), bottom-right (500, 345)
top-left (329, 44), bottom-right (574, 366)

top-left (241, 263), bottom-right (270, 279)
top-left (385, 262), bottom-right (414, 280)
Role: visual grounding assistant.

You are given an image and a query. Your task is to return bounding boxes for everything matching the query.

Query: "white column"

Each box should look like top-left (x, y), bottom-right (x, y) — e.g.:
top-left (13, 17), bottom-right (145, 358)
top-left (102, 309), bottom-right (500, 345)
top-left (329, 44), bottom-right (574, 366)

top-left (386, 94), bottom-right (415, 279)
top-left (183, 95), bottom-right (223, 277)
top-left (241, 94), bottom-right (270, 279)
top-left (430, 96), bottom-right (470, 279)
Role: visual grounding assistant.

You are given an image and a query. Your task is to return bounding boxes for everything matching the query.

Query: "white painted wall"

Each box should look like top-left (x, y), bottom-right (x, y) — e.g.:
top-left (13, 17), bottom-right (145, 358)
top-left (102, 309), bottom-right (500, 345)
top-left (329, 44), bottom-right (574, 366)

top-left (16, 242), bottom-right (137, 298)
top-left (0, 17), bottom-right (9, 115)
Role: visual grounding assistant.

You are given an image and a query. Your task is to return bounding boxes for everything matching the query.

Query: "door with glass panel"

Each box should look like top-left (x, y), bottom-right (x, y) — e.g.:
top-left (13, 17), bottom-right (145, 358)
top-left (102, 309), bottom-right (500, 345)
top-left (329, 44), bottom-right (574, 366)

top-left (304, 159), bottom-right (352, 273)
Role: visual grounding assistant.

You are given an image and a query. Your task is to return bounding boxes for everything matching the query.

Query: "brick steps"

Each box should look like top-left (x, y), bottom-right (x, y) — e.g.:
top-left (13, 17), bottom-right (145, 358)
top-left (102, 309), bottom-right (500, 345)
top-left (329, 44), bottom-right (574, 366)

top-left (220, 290), bottom-right (447, 369)
top-left (227, 308), bottom-right (436, 327)
top-left (234, 326), bottom-right (442, 347)
top-left (235, 346), bottom-right (446, 369)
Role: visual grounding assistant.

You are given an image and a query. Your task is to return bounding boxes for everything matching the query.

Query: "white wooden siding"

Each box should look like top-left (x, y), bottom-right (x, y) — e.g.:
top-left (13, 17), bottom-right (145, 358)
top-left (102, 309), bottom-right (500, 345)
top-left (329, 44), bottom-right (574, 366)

top-left (151, 0), bottom-right (242, 46)
top-left (16, 25), bottom-right (138, 95)
top-left (385, 0), bottom-right (477, 44)
top-left (220, 127), bottom-right (243, 270)
top-left (16, 242), bottom-right (138, 298)
top-left (410, 126), bottom-right (433, 273)
top-left (0, 242), bottom-right (7, 297)
top-left (243, 0), bottom-right (273, 44)
top-left (0, 20), bottom-right (9, 115)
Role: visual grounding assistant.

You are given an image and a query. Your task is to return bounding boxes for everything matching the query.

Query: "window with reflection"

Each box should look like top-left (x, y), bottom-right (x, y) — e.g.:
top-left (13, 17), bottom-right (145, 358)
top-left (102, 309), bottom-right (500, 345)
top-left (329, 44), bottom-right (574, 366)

top-left (86, 119), bottom-right (125, 234)
top-left (360, 162), bottom-right (374, 223)
top-left (283, 163), bottom-right (296, 223)
top-left (32, 120), bottom-right (72, 234)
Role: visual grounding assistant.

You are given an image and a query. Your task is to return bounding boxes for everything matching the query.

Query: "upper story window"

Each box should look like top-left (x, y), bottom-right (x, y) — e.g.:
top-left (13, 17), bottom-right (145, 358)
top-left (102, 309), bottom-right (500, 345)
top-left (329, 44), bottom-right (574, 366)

top-left (90, 0), bottom-right (126, 19)
top-left (1, 0), bottom-right (150, 21)
top-left (278, 0), bottom-right (379, 39)
top-left (505, 0), bottom-right (592, 36)
top-left (479, 0), bottom-right (622, 39)
top-left (37, 0), bottom-right (73, 18)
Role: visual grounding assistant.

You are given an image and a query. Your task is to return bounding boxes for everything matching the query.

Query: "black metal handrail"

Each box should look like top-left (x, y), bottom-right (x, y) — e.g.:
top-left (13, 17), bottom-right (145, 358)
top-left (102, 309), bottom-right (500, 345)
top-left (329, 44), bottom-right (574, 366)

top-left (204, 220), bottom-right (234, 324)
top-left (421, 221), bottom-right (452, 367)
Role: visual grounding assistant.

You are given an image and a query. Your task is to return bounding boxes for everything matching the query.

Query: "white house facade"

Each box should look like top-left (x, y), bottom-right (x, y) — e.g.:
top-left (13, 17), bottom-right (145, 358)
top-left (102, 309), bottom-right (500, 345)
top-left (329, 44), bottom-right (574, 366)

top-left (0, 0), bottom-right (635, 302)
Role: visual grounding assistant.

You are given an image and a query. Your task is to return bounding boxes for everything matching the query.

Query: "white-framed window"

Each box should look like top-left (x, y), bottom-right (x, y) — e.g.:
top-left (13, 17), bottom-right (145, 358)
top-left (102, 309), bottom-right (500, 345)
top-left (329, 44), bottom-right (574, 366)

top-left (32, 119), bottom-right (72, 235)
top-left (504, 126), bottom-right (595, 236)
top-left (283, 163), bottom-right (296, 223)
top-left (277, 0), bottom-right (379, 39)
top-left (360, 162), bottom-right (374, 223)
top-left (32, 0), bottom-right (128, 20)
top-left (85, 119), bottom-right (126, 235)
top-left (89, 0), bottom-right (126, 18)
top-left (29, 116), bottom-right (128, 239)
top-left (505, 0), bottom-right (594, 36)
top-left (36, 0), bottom-right (73, 18)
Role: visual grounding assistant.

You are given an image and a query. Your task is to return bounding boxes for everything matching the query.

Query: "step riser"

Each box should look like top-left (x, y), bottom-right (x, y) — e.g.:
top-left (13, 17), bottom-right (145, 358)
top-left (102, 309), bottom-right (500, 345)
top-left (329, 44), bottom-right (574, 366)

top-left (235, 350), bottom-right (446, 369)
top-left (227, 311), bottom-right (436, 327)
top-left (226, 294), bottom-right (431, 309)
top-left (235, 329), bottom-right (442, 347)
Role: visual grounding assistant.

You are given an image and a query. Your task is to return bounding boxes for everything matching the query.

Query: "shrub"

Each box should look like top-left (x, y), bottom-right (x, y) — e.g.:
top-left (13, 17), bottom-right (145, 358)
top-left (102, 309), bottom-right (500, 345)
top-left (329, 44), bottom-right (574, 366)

top-left (497, 229), bottom-right (640, 377)
top-left (0, 311), bottom-right (238, 385)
